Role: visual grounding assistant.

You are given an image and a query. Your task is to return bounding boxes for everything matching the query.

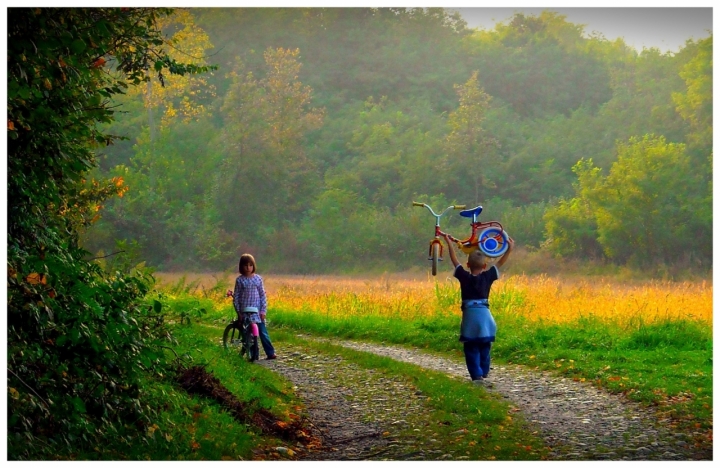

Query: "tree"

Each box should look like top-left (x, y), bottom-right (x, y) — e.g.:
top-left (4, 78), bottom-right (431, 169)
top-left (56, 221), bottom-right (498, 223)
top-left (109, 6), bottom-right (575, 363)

top-left (464, 11), bottom-right (613, 118)
top-left (216, 47), bottom-right (324, 241)
top-left (590, 135), bottom-right (707, 265)
top-left (129, 9), bottom-right (216, 129)
top-left (193, 7), bottom-right (471, 112)
top-left (543, 159), bottom-right (603, 259)
top-left (545, 136), bottom-right (709, 266)
top-left (88, 117), bottom-right (230, 270)
top-left (97, 8), bottom-right (217, 170)
top-left (442, 71), bottom-right (500, 203)
top-left (7, 8), bottom-right (213, 458)
top-left (325, 96), bottom-right (446, 208)
top-left (672, 36), bottom-right (712, 157)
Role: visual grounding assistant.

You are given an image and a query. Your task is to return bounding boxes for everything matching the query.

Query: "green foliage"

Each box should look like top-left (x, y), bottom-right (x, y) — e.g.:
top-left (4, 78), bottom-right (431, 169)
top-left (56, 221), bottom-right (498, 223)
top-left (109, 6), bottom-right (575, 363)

top-left (325, 97), bottom-right (446, 207)
top-left (289, 189), bottom-right (440, 272)
top-left (544, 135), bottom-right (710, 267)
top-left (7, 7), bottom-right (214, 459)
top-left (91, 118), bottom-right (232, 269)
top-left (543, 159), bottom-right (604, 259)
top-left (193, 8), bottom-right (471, 112)
top-left (672, 36), bottom-right (712, 154)
top-left (591, 136), bottom-right (706, 264)
top-left (482, 199), bottom-right (547, 249)
top-left (442, 71), bottom-right (500, 203)
top-left (463, 12), bottom-right (613, 118)
top-left (583, 137), bottom-right (705, 265)
top-left (214, 47), bottom-right (324, 242)
top-left (79, 8), bottom-right (710, 275)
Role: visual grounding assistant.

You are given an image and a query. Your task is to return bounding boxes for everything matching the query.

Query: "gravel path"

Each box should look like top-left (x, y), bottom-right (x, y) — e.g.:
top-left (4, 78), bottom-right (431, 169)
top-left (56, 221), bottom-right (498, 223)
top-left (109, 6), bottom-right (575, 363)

top-left (257, 343), bottom-right (457, 460)
top-left (258, 334), bottom-right (711, 461)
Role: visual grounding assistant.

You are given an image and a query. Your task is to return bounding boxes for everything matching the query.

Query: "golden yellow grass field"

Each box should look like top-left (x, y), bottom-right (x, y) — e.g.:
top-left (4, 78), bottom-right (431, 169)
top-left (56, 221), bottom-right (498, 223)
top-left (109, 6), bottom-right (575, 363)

top-left (154, 271), bottom-right (712, 326)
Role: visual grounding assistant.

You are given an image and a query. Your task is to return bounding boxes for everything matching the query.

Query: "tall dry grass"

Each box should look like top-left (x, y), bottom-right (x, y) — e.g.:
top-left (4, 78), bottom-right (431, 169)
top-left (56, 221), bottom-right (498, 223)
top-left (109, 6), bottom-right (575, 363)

top-left (154, 271), bottom-right (712, 326)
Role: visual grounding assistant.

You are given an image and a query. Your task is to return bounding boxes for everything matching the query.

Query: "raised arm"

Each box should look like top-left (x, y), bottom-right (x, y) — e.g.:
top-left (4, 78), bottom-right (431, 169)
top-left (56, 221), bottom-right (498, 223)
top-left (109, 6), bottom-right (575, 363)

top-left (496, 236), bottom-right (514, 269)
top-left (443, 233), bottom-right (460, 268)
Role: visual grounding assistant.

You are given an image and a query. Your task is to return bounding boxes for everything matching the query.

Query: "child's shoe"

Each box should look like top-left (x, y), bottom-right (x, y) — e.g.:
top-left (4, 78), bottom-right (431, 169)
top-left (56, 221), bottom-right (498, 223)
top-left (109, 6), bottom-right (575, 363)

top-left (472, 377), bottom-right (493, 388)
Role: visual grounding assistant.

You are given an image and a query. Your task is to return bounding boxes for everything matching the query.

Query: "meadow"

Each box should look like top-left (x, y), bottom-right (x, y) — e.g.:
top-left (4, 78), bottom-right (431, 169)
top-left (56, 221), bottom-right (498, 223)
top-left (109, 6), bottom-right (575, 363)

top-left (155, 270), bottom-right (713, 448)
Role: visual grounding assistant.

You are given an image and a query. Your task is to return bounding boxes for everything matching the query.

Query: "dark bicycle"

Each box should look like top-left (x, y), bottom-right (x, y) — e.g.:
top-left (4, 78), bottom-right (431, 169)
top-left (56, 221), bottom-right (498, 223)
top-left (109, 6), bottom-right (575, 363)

top-left (223, 314), bottom-right (259, 362)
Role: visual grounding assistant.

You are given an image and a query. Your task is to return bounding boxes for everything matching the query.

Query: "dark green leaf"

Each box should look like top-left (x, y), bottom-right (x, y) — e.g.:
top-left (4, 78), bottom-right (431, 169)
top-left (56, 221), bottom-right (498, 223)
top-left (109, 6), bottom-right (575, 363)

top-left (70, 39), bottom-right (86, 54)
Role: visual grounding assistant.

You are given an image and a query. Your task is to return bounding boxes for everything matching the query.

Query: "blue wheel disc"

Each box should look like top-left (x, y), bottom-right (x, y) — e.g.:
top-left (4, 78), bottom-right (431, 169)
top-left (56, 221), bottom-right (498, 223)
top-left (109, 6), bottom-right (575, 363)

top-left (478, 227), bottom-right (508, 257)
top-left (483, 238), bottom-right (498, 251)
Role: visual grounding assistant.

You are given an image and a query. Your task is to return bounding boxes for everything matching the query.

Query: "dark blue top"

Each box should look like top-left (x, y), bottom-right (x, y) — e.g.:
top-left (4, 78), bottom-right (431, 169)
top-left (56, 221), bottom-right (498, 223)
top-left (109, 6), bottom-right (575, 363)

top-left (454, 264), bottom-right (499, 302)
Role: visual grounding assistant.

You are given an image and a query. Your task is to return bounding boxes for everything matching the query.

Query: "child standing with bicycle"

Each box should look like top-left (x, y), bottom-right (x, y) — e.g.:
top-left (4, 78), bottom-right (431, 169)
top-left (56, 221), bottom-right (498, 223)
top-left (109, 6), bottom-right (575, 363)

top-left (227, 253), bottom-right (277, 360)
top-left (443, 233), bottom-right (513, 386)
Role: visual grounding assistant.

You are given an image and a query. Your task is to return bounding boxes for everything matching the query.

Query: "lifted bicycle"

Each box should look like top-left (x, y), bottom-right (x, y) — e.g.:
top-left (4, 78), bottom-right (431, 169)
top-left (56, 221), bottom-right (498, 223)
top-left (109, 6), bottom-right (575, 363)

top-left (413, 201), bottom-right (510, 276)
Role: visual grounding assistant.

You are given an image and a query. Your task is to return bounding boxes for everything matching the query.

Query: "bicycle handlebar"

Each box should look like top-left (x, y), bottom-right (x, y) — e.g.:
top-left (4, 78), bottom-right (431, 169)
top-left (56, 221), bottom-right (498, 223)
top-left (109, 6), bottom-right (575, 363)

top-left (413, 202), bottom-right (467, 221)
top-left (413, 202), bottom-right (466, 210)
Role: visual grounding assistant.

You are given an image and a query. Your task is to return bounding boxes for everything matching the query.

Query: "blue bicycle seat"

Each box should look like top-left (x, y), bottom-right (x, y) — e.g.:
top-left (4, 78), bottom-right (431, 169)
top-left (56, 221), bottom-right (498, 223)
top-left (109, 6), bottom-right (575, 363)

top-left (459, 205), bottom-right (483, 219)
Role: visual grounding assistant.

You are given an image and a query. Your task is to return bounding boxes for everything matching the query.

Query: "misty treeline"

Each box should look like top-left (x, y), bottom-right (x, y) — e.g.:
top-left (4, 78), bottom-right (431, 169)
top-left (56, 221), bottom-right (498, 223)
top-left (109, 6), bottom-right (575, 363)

top-left (84, 8), bottom-right (712, 273)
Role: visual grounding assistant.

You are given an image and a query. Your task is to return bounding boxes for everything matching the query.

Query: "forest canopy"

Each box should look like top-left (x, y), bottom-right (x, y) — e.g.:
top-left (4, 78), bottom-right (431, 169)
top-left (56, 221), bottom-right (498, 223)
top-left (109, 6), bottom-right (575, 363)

top-left (82, 7), bottom-right (712, 273)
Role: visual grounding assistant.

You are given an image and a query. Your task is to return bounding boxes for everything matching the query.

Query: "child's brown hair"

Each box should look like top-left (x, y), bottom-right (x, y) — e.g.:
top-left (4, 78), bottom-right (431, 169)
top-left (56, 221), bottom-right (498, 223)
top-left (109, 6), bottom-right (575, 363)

top-left (467, 250), bottom-right (488, 270)
top-left (239, 253), bottom-right (257, 273)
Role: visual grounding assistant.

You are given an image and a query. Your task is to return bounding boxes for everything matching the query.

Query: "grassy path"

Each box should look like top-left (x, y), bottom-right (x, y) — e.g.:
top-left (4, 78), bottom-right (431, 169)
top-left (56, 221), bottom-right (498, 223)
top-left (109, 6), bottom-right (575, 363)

top-left (302, 335), bottom-right (710, 460)
top-left (190, 323), bottom-right (547, 460)
top-left (183, 321), bottom-right (710, 460)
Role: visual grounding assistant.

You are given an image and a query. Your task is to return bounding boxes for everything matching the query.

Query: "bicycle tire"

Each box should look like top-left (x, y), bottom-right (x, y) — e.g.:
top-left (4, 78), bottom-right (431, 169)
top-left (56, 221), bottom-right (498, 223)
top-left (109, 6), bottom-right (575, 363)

top-left (243, 328), bottom-right (259, 362)
top-left (223, 322), bottom-right (242, 350)
top-left (250, 336), bottom-right (259, 362)
top-left (431, 242), bottom-right (440, 276)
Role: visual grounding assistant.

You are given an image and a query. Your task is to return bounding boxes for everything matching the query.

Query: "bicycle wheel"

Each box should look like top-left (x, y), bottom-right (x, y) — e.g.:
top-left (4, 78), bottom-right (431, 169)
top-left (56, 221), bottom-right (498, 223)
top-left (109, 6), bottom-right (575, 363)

top-left (478, 227), bottom-right (509, 258)
top-left (431, 242), bottom-right (440, 276)
top-left (250, 336), bottom-right (259, 362)
top-left (243, 327), bottom-right (259, 362)
top-left (223, 322), bottom-right (242, 350)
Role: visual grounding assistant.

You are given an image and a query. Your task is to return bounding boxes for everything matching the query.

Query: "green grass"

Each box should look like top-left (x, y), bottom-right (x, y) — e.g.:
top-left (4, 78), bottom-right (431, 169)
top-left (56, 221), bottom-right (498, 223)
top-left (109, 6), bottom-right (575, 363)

top-left (15, 372), bottom-right (263, 461)
top-left (496, 315), bottom-right (712, 436)
top-left (91, 378), bottom-right (260, 461)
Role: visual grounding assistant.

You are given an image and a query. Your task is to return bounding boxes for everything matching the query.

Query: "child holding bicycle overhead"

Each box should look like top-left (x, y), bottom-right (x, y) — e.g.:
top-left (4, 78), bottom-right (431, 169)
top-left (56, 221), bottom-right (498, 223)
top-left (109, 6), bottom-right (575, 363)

top-left (443, 233), bottom-right (514, 386)
top-left (228, 253), bottom-right (277, 360)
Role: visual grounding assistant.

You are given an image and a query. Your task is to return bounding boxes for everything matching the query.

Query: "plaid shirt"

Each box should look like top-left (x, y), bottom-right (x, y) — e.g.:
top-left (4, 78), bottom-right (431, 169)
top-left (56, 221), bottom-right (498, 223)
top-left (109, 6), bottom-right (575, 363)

top-left (233, 274), bottom-right (267, 323)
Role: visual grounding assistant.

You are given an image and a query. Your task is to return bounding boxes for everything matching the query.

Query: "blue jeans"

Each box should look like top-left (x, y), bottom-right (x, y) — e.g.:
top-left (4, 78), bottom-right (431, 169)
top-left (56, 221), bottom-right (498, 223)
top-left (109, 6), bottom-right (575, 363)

top-left (257, 321), bottom-right (275, 357)
top-left (463, 341), bottom-right (492, 380)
